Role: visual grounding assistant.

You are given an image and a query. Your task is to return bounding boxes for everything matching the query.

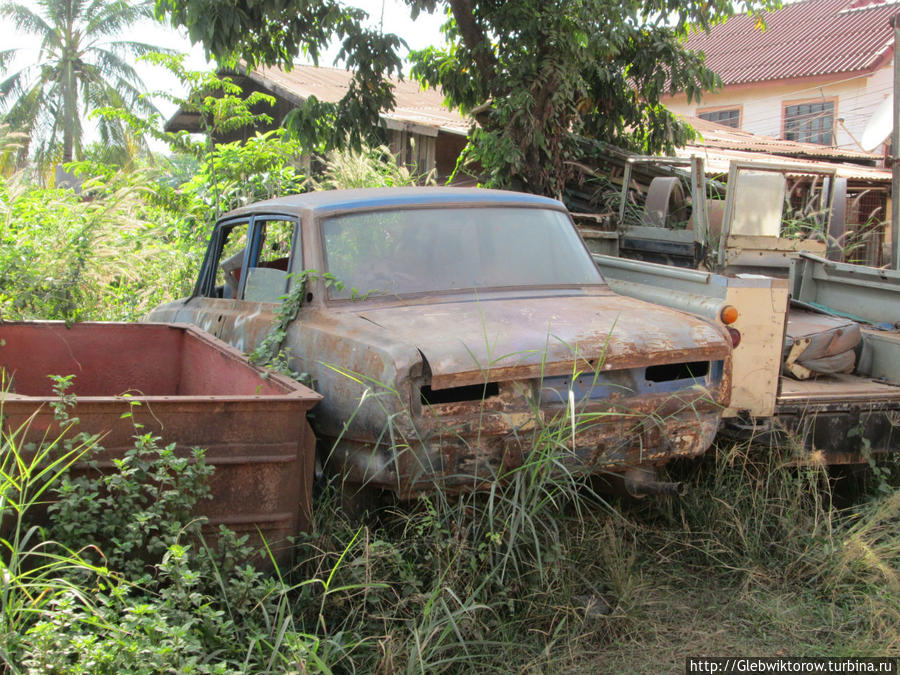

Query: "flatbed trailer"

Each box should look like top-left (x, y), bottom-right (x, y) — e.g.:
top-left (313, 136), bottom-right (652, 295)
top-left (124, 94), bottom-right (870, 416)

top-left (594, 252), bottom-right (900, 461)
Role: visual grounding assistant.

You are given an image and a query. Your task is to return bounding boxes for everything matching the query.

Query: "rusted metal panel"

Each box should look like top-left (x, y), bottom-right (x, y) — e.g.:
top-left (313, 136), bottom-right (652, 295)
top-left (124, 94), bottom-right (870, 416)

top-left (789, 252), bottom-right (900, 329)
top-left (351, 292), bottom-right (729, 390)
top-left (148, 187), bottom-right (735, 498)
top-left (0, 321), bottom-right (321, 565)
top-left (778, 373), bottom-right (900, 406)
top-left (297, 292), bottom-right (732, 495)
top-left (160, 292), bottom-right (731, 498)
top-left (776, 371), bottom-right (900, 462)
top-left (595, 254), bottom-right (790, 418)
top-left (774, 409), bottom-right (899, 462)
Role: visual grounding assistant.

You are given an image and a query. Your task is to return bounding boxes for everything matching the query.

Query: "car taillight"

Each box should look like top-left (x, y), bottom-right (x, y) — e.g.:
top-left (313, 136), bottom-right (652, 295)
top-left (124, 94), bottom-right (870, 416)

top-left (727, 327), bottom-right (741, 348)
top-left (720, 304), bottom-right (739, 325)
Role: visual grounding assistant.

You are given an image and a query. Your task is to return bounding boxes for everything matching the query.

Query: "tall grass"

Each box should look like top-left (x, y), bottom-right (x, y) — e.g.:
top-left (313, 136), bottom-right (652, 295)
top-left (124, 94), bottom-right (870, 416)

top-left (308, 349), bottom-right (672, 671)
top-left (624, 442), bottom-right (900, 655)
top-left (0, 389), bottom-right (389, 673)
top-left (653, 441), bottom-right (835, 580)
top-left (0, 167), bottom-right (203, 322)
top-left (311, 144), bottom-right (435, 190)
top-left (4, 360), bottom-right (896, 672)
top-left (0, 408), bottom-right (109, 670)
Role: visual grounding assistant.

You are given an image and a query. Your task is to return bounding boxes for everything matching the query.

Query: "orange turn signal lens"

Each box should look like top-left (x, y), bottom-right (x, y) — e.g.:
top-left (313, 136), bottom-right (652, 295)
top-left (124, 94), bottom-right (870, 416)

top-left (720, 305), bottom-right (739, 325)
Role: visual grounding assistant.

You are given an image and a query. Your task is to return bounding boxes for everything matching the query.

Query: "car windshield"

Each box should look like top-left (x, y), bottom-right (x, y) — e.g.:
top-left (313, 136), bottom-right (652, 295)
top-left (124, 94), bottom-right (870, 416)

top-left (322, 206), bottom-right (603, 298)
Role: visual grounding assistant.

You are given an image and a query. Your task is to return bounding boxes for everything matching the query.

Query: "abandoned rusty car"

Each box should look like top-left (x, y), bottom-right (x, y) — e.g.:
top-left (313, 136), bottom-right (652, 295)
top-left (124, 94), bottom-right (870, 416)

top-left (147, 188), bottom-right (733, 497)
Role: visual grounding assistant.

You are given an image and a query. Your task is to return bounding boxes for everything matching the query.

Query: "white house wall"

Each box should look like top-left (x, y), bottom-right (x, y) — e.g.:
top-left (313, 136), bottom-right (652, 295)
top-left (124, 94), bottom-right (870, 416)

top-left (663, 62), bottom-right (893, 154)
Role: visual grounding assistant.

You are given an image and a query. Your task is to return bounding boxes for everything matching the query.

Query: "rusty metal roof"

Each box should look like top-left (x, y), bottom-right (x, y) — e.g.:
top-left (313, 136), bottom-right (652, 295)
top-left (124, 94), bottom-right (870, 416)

top-left (685, 0), bottom-right (898, 86)
top-left (686, 115), bottom-right (882, 161)
top-left (248, 65), bottom-right (471, 135)
top-left (680, 116), bottom-right (890, 180)
top-left (675, 145), bottom-right (891, 181)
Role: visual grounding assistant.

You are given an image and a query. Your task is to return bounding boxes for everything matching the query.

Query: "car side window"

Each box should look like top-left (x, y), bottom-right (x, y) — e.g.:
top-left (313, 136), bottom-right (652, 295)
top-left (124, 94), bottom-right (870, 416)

top-left (243, 219), bottom-right (299, 302)
top-left (213, 222), bottom-right (250, 299)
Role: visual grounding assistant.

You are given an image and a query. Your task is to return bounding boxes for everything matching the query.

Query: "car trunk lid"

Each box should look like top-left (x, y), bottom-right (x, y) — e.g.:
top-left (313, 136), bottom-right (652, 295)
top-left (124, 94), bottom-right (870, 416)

top-left (356, 292), bottom-right (730, 389)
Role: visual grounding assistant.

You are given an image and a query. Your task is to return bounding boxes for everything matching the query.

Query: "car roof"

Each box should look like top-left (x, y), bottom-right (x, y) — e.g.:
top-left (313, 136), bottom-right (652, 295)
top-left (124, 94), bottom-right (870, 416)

top-left (220, 187), bottom-right (565, 221)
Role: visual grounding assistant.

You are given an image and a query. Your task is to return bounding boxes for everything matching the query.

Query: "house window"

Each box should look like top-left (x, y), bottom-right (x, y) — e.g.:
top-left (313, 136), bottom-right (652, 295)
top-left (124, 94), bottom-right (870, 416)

top-left (389, 129), bottom-right (437, 177)
top-left (784, 101), bottom-right (835, 145)
top-left (698, 108), bottom-right (741, 128)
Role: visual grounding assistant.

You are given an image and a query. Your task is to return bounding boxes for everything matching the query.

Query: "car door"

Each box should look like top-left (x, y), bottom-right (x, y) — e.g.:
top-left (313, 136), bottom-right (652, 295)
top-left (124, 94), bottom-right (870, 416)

top-left (174, 214), bottom-right (301, 354)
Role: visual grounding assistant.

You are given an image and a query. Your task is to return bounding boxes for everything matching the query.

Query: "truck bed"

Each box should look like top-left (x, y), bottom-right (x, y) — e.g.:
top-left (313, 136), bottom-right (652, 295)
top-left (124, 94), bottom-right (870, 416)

top-left (593, 252), bottom-right (900, 462)
top-left (778, 373), bottom-right (900, 407)
top-left (0, 321), bottom-right (322, 565)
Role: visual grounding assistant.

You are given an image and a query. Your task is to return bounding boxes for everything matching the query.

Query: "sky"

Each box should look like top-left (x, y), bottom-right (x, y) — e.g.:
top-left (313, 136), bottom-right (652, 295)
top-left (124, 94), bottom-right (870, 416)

top-left (0, 0), bottom-right (447, 142)
top-left (135, 0), bottom-right (449, 120)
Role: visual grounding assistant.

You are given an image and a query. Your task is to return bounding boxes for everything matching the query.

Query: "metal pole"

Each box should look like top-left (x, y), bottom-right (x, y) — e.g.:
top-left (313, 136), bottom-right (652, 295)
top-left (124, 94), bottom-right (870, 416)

top-left (891, 15), bottom-right (900, 269)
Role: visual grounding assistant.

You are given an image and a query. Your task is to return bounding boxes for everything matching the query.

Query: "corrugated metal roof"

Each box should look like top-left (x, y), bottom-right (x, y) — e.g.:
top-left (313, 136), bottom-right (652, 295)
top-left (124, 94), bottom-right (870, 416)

top-left (685, 0), bottom-right (899, 85)
top-left (686, 115), bottom-right (881, 160)
top-left (675, 145), bottom-right (891, 181)
top-left (249, 65), bottom-right (471, 135)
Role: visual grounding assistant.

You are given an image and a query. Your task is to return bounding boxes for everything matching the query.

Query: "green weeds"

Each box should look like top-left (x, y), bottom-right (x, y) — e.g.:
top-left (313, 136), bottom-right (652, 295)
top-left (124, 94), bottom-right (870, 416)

top-left (0, 413), bottom-right (107, 666)
top-left (3, 376), bottom-right (897, 672)
top-left (0, 381), bottom-right (370, 673)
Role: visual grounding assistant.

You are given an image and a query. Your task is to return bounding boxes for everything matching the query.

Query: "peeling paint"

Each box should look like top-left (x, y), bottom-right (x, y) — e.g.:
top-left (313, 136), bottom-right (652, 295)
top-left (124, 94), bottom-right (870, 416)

top-left (147, 188), bottom-right (735, 497)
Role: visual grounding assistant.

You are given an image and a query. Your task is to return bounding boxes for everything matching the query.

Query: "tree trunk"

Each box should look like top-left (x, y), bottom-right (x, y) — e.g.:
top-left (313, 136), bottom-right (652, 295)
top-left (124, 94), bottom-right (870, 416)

top-left (62, 58), bottom-right (76, 163)
top-left (446, 0), bottom-right (498, 86)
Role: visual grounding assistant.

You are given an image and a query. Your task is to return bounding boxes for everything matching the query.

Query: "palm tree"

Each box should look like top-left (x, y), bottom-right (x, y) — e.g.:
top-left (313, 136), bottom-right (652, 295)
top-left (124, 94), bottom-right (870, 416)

top-left (0, 0), bottom-right (167, 166)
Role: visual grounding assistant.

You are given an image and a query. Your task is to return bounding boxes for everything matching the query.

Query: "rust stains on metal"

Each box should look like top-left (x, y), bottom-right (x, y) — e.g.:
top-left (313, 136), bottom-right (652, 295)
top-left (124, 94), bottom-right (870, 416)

top-left (145, 187), bottom-right (736, 499)
top-left (0, 321), bottom-right (321, 566)
top-left (152, 273), bottom-right (732, 501)
top-left (350, 290), bottom-right (731, 390)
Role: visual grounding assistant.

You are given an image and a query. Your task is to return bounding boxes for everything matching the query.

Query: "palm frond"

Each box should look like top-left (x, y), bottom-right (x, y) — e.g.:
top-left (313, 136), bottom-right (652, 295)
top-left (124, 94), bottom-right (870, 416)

top-left (0, 65), bottom-right (42, 104)
top-left (83, 47), bottom-right (144, 87)
top-left (0, 2), bottom-right (54, 38)
top-left (0, 0), bottom-right (165, 165)
top-left (105, 39), bottom-right (176, 59)
top-left (83, 0), bottom-right (153, 38)
top-left (79, 62), bottom-right (156, 115)
top-left (0, 48), bottom-right (18, 71)
top-left (1, 82), bottom-right (45, 133)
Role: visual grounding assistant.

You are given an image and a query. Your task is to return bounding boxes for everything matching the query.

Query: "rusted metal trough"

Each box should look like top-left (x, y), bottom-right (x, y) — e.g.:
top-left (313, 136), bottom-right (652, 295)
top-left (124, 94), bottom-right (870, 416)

top-left (0, 321), bottom-right (321, 565)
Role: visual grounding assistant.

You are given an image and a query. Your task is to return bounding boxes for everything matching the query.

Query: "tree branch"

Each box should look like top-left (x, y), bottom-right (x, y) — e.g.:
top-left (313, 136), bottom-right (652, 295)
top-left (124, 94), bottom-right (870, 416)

top-left (446, 0), bottom-right (498, 85)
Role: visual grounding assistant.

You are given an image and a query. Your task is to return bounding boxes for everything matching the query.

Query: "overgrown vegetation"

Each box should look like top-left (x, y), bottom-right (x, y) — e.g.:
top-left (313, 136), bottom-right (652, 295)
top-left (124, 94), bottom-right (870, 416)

top-left (0, 78), bottom-right (308, 322)
top-left (153, 0), bottom-right (780, 196)
top-left (1, 60), bottom-right (896, 670)
top-left (0, 164), bottom-right (198, 322)
top-left (3, 370), bottom-right (897, 672)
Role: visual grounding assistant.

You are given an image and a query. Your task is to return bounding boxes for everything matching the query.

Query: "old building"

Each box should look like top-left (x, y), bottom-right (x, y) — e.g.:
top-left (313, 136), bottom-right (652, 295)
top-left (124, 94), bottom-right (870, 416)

top-left (662, 0), bottom-right (898, 155)
top-left (165, 64), bottom-right (471, 182)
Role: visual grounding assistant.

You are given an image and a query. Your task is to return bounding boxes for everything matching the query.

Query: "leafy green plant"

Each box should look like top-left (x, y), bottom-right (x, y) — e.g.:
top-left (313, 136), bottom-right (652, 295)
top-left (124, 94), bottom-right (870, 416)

top-left (248, 268), bottom-right (342, 380)
top-left (0, 157), bottom-right (203, 321)
top-left (48, 433), bottom-right (214, 580)
top-left (96, 54), bottom-right (310, 218)
top-left (180, 130), bottom-right (308, 216)
top-left (156, 0), bottom-right (779, 195)
top-left (5, 361), bottom-right (896, 672)
top-left (0, 375), bottom-right (379, 673)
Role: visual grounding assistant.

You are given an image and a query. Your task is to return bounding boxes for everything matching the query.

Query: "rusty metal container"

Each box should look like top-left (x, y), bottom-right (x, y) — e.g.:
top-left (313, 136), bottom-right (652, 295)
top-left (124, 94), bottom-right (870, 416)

top-left (0, 321), bottom-right (321, 564)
